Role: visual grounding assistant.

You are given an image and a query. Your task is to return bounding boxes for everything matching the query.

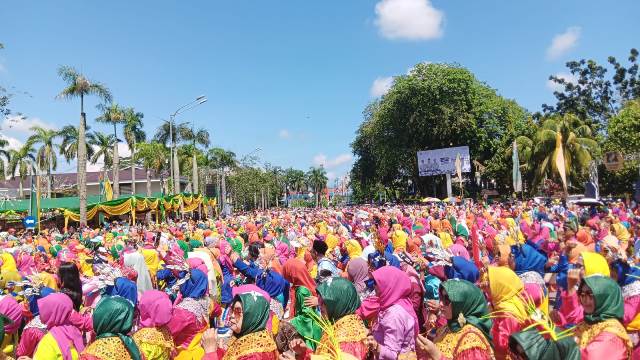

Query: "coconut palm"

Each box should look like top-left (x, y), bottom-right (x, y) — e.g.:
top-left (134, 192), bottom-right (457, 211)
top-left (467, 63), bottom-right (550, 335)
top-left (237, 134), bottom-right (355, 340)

top-left (8, 143), bottom-right (36, 198)
top-left (154, 120), bottom-right (190, 194)
top-left (96, 103), bottom-right (126, 199)
top-left (180, 126), bottom-right (210, 194)
top-left (56, 66), bottom-right (112, 226)
top-left (27, 126), bottom-right (61, 198)
top-left (136, 142), bottom-right (169, 197)
top-left (122, 107), bottom-right (146, 195)
top-left (207, 147), bottom-right (237, 210)
top-left (59, 125), bottom-right (96, 163)
top-left (88, 132), bottom-right (116, 184)
top-left (306, 166), bottom-right (328, 207)
top-left (516, 114), bottom-right (599, 191)
top-left (0, 137), bottom-right (9, 180)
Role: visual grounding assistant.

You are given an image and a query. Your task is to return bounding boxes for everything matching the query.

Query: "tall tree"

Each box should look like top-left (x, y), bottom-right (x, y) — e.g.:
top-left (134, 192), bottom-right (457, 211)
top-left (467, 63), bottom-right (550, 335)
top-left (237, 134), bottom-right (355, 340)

top-left (59, 125), bottom-right (96, 163)
top-left (8, 143), bottom-right (36, 198)
top-left (543, 48), bottom-right (640, 131)
top-left (181, 126), bottom-right (210, 194)
top-left (207, 147), bottom-right (237, 210)
top-left (0, 138), bottom-right (9, 180)
top-left (136, 142), bottom-right (169, 197)
top-left (306, 166), bottom-right (328, 207)
top-left (27, 126), bottom-right (60, 198)
top-left (56, 66), bottom-right (112, 226)
top-left (96, 103), bottom-right (125, 198)
top-left (123, 107), bottom-right (145, 195)
top-left (154, 120), bottom-right (190, 194)
top-left (88, 132), bottom-right (116, 183)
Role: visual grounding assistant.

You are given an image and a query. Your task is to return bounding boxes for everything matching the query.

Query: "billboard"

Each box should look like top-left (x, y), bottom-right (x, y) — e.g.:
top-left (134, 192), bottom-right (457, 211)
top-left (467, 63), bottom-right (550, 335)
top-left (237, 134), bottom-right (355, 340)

top-left (417, 146), bottom-right (471, 176)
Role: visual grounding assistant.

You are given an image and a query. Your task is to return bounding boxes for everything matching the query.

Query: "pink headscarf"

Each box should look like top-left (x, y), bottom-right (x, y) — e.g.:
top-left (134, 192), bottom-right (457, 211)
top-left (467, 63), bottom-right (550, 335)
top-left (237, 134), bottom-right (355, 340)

top-left (38, 293), bottom-right (85, 360)
top-left (218, 240), bottom-right (233, 269)
top-left (0, 296), bottom-right (22, 334)
top-left (16, 252), bottom-right (36, 276)
top-left (276, 243), bottom-right (292, 265)
top-left (346, 258), bottom-right (369, 293)
top-left (449, 244), bottom-right (470, 260)
top-left (371, 266), bottom-right (419, 334)
top-left (139, 290), bottom-right (173, 328)
top-left (187, 258), bottom-right (208, 274)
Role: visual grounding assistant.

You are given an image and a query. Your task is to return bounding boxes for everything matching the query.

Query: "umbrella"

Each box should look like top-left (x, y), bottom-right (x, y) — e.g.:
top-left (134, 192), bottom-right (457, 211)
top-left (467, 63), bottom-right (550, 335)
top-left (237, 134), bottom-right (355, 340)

top-left (420, 197), bottom-right (441, 203)
top-left (572, 198), bottom-right (604, 207)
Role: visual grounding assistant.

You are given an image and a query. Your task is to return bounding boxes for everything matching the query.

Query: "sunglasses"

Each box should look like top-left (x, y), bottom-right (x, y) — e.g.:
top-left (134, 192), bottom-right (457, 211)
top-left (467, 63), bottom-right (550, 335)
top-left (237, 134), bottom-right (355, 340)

top-left (439, 291), bottom-right (451, 306)
top-left (578, 289), bottom-right (593, 298)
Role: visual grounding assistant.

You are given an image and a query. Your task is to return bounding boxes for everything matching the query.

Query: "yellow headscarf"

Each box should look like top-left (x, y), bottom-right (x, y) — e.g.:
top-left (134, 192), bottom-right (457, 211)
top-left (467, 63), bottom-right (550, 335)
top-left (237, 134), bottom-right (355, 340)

top-left (581, 252), bottom-right (610, 277)
top-left (488, 266), bottom-right (528, 320)
top-left (325, 233), bottom-right (339, 252)
top-left (438, 231), bottom-right (453, 249)
top-left (0, 252), bottom-right (17, 273)
top-left (391, 230), bottom-right (408, 252)
top-left (345, 240), bottom-right (362, 258)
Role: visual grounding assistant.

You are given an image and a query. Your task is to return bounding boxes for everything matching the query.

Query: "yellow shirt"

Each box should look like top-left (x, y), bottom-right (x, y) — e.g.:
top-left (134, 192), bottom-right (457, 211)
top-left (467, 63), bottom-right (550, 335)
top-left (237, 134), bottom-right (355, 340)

top-left (141, 248), bottom-right (161, 277)
top-left (33, 333), bottom-right (79, 360)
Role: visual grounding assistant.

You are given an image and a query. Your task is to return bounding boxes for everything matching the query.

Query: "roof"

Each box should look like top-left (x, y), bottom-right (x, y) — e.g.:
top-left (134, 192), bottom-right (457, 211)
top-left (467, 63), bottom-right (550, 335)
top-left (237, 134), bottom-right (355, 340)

top-left (0, 167), bottom-right (171, 189)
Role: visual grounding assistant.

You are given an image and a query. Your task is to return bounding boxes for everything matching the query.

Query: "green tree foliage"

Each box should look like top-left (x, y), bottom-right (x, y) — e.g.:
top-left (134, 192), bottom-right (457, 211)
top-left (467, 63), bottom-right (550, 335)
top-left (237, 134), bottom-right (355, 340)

top-left (306, 166), bottom-right (328, 207)
top-left (27, 126), bottom-right (61, 197)
top-left (350, 63), bottom-right (531, 201)
top-left (543, 48), bottom-right (640, 130)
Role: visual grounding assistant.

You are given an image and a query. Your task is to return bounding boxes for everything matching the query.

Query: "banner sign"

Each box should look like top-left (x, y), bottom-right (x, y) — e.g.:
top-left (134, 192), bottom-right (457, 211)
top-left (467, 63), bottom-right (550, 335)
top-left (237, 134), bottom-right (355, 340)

top-left (417, 146), bottom-right (471, 176)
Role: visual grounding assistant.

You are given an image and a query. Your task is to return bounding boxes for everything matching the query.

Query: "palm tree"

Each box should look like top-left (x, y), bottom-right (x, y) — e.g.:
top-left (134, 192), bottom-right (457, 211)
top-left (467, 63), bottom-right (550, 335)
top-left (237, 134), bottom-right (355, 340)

top-left (306, 166), bottom-right (328, 207)
top-left (154, 121), bottom-right (190, 194)
top-left (0, 137), bottom-right (9, 180)
top-left (136, 142), bottom-right (169, 197)
top-left (96, 103), bottom-right (126, 199)
top-left (59, 125), bottom-right (96, 163)
top-left (8, 143), bottom-right (36, 198)
top-left (207, 147), bottom-right (237, 210)
top-left (88, 132), bottom-right (116, 184)
top-left (27, 126), bottom-right (61, 198)
top-left (517, 114), bottom-right (599, 191)
top-left (56, 66), bottom-right (112, 226)
top-left (122, 108), bottom-right (146, 195)
top-left (181, 126), bottom-right (210, 194)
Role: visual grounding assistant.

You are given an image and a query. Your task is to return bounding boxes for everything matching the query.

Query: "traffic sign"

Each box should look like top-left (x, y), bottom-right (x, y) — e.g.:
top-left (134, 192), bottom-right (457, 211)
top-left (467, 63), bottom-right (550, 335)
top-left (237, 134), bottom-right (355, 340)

top-left (23, 216), bottom-right (36, 229)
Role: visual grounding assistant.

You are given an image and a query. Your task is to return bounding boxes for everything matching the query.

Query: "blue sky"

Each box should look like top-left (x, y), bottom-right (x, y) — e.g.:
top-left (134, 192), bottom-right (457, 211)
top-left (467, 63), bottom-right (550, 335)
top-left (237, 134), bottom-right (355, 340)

top-left (1, 0), bottom-right (638, 184)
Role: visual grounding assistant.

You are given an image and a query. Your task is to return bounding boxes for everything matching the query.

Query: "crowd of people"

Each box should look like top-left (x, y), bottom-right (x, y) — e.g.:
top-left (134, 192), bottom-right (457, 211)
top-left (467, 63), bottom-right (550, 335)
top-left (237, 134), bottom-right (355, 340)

top-left (0, 198), bottom-right (639, 359)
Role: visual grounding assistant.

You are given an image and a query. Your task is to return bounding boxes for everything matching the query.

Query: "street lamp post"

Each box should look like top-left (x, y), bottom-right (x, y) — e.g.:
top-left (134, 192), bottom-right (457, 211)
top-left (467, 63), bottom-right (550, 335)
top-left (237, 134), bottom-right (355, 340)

top-left (166, 96), bottom-right (207, 195)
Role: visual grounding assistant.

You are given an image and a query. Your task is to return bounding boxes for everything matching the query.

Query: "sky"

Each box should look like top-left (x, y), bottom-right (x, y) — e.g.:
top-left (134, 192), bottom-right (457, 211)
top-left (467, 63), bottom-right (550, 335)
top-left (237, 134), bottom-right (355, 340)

top-left (1, 0), bottom-right (639, 185)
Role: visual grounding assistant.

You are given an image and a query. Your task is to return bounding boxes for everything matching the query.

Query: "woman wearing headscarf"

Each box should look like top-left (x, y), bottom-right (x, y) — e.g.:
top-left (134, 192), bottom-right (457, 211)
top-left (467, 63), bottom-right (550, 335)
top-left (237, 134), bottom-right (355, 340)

top-left (366, 266), bottom-right (417, 360)
top-left (33, 293), bottom-right (85, 360)
top-left (282, 259), bottom-right (317, 318)
top-left (217, 240), bottom-right (236, 307)
top-left (510, 243), bottom-right (549, 315)
top-left (16, 286), bottom-right (55, 358)
top-left (203, 292), bottom-right (278, 360)
top-left (104, 277), bottom-right (138, 306)
top-left (81, 296), bottom-right (142, 360)
top-left (486, 266), bottom-right (528, 360)
top-left (610, 259), bottom-right (640, 357)
top-left (346, 258), bottom-right (374, 302)
top-left (0, 295), bottom-right (23, 356)
top-left (167, 269), bottom-right (211, 360)
top-left (416, 279), bottom-right (494, 360)
top-left (444, 256), bottom-right (480, 283)
top-left (123, 250), bottom-right (154, 295)
top-left (133, 290), bottom-right (175, 360)
top-left (289, 285), bottom-right (322, 350)
top-left (573, 275), bottom-right (632, 359)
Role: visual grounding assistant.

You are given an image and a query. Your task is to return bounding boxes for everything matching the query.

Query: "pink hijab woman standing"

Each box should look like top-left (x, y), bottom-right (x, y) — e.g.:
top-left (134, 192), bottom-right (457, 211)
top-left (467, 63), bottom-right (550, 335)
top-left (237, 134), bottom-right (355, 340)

top-left (33, 293), bottom-right (85, 360)
top-left (132, 290), bottom-right (175, 360)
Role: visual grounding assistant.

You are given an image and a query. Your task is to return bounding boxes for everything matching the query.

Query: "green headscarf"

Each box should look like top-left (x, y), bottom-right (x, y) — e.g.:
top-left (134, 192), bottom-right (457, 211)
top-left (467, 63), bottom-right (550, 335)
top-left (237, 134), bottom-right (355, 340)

top-left (228, 237), bottom-right (243, 255)
top-left (509, 329), bottom-right (580, 360)
top-left (317, 277), bottom-right (361, 322)
top-left (93, 296), bottom-right (142, 360)
top-left (233, 292), bottom-right (270, 337)
top-left (582, 275), bottom-right (624, 324)
top-left (110, 244), bottom-right (123, 260)
top-left (441, 279), bottom-right (492, 341)
top-left (50, 244), bottom-right (62, 257)
top-left (177, 240), bottom-right (190, 259)
top-left (189, 239), bottom-right (203, 249)
top-left (290, 286), bottom-right (323, 350)
top-left (0, 314), bottom-right (12, 345)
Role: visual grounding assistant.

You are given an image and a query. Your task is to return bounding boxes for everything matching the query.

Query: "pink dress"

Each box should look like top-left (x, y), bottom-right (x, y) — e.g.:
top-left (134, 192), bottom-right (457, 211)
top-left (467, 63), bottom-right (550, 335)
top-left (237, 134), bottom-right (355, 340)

top-left (16, 316), bottom-right (46, 358)
top-left (372, 304), bottom-right (416, 360)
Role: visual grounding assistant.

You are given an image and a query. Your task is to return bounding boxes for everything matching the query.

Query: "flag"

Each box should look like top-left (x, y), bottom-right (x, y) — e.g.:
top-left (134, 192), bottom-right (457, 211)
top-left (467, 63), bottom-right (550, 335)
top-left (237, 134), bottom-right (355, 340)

top-left (29, 174), bottom-right (40, 233)
top-left (554, 132), bottom-right (568, 193)
top-left (455, 153), bottom-right (463, 193)
top-left (512, 140), bottom-right (523, 192)
top-left (103, 176), bottom-right (113, 201)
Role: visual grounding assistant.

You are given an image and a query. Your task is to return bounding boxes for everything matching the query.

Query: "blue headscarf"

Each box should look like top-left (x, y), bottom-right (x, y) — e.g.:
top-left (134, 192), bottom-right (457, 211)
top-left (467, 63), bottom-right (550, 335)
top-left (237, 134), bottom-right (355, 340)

top-left (445, 256), bottom-right (479, 283)
top-left (27, 287), bottom-right (55, 316)
top-left (256, 269), bottom-right (289, 303)
top-left (512, 243), bottom-right (547, 276)
top-left (105, 277), bottom-right (138, 305)
top-left (180, 269), bottom-right (208, 298)
top-left (612, 260), bottom-right (640, 286)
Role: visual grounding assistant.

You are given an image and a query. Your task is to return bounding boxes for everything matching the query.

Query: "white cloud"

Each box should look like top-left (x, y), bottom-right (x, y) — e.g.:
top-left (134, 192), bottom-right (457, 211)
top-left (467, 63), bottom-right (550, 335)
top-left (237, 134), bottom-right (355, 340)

top-left (1, 116), bottom-right (58, 134)
top-left (375, 0), bottom-right (444, 40)
top-left (0, 134), bottom-right (23, 150)
top-left (86, 142), bottom-right (131, 172)
top-left (546, 26), bottom-right (581, 60)
top-left (313, 153), bottom-right (353, 169)
top-left (370, 76), bottom-right (394, 97)
top-left (278, 129), bottom-right (291, 139)
top-left (326, 171), bottom-right (337, 182)
top-left (546, 72), bottom-right (578, 92)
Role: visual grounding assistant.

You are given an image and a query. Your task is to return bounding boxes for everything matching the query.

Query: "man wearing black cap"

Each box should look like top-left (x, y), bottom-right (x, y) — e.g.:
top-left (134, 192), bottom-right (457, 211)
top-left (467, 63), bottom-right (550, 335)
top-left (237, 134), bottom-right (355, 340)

top-left (311, 239), bottom-right (339, 283)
